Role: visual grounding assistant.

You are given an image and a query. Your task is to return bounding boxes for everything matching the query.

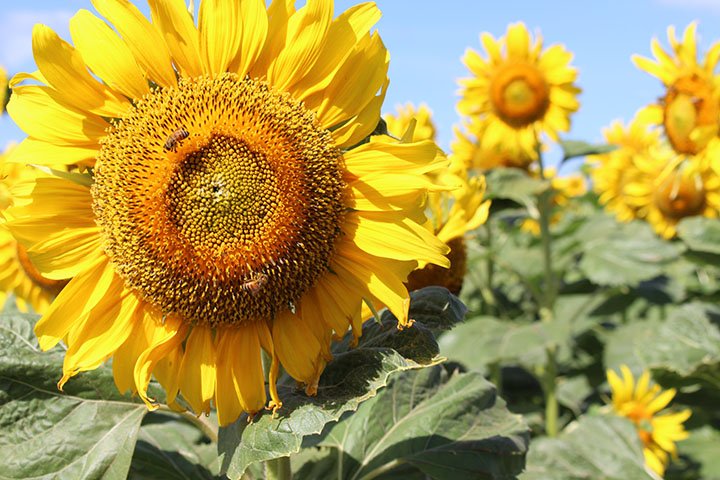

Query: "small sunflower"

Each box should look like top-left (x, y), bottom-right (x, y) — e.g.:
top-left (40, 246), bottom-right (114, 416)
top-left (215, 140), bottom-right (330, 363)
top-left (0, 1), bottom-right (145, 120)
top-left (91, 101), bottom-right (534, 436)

top-left (383, 105), bottom-right (490, 295)
top-left (450, 120), bottom-right (535, 172)
top-left (457, 22), bottom-right (581, 159)
top-left (607, 365), bottom-right (691, 477)
top-left (383, 102), bottom-right (436, 143)
top-left (624, 144), bottom-right (720, 239)
top-left (633, 22), bottom-right (720, 155)
top-left (0, 151), bottom-right (68, 312)
top-left (6, 0), bottom-right (450, 426)
top-left (589, 117), bottom-right (662, 223)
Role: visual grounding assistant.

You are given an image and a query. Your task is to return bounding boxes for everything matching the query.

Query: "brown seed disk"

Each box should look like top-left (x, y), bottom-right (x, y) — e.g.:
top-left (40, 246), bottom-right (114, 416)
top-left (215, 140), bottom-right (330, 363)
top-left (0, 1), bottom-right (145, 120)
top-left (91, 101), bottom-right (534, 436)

top-left (92, 74), bottom-right (346, 326)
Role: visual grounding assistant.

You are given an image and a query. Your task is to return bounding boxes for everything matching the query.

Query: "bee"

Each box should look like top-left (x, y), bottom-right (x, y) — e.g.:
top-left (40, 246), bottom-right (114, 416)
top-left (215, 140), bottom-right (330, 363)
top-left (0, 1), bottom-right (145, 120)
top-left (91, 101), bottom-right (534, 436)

top-left (164, 128), bottom-right (189, 152)
top-left (241, 272), bottom-right (268, 294)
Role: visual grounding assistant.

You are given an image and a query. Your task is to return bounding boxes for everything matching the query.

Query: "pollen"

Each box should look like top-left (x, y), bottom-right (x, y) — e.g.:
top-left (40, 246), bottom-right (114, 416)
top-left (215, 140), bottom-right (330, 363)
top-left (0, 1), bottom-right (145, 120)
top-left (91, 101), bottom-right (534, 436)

top-left (92, 74), bottom-right (346, 326)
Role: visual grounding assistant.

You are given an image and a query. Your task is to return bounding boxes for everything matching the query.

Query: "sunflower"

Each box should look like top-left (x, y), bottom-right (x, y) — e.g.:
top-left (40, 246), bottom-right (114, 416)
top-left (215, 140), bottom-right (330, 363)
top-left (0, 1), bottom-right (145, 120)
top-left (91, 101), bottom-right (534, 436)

top-left (383, 104), bottom-right (490, 294)
top-left (589, 116), bottom-right (662, 223)
top-left (624, 144), bottom-right (720, 239)
top-left (607, 365), bottom-right (691, 477)
top-left (450, 120), bottom-right (535, 172)
top-left (383, 102), bottom-right (436, 143)
top-left (457, 22), bottom-right (581, 160)
top-left (633, 22), bottom-right (720, 156)
top-left (521, 166), bottom-right (587, 235)
top-left (0, 151), bottom-right (68, 312)
top-left (5, 0), bottom-right (451, 426)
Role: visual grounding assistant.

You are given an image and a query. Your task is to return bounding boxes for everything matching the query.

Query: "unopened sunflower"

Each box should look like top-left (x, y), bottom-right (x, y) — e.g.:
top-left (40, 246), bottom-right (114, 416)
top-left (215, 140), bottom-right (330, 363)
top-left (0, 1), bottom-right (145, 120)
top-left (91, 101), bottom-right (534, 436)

top-left (607, 365), bottom-right (691, 477)
top-left (1, 152), bottom-right (67, 312)
top-left (633, 22), bottom-right (720, 156)
top-left (589, 117), bottom-right (662, 223)
top-left (6, 0), bottom-right (451, 426)
top-left (457, 22), bottom-right (581, 160)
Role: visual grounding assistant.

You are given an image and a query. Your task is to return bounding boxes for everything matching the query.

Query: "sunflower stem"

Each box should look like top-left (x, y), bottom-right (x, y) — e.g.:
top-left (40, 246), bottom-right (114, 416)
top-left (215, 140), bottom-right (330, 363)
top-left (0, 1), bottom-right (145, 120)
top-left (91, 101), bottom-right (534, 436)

top-left (157, 406), bottom-right (219, 443)
top-left (536, 143), bottom-right (559, 437)
top-left (481, 223), bottom-right (498, 316)
top-left (265, 456), bottom-right (292, 480)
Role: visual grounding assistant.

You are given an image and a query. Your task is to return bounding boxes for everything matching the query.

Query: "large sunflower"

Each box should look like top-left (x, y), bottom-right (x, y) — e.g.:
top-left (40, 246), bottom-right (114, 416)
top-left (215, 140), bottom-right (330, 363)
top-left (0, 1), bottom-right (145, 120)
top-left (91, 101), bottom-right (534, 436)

top-left (457, 22), bottom-right (581, 159)
top-left (607, 365), bottom-right (691, 477)
top-left (5, 0), bottom-right (450, 426)
top-left (633, 22), bottom-right (720, 155)
top-left (1, 152), bottom-right (68, 312)
top-left (589, 116), bottom-right (662, 223)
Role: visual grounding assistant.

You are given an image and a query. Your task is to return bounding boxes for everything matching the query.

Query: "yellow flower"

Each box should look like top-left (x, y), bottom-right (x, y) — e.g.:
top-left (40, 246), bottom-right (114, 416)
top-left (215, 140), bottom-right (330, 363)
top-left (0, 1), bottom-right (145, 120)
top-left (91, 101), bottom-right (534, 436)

top-left (624, 146), bottom-right (720, 239)
top-left (607, 365), bottom-right (691, 476)
top-left (589, 117), bottom-right (662, 223)
top-left (383, 104), bottom-right (490, 294)
top-left (6, 0), bottom-right (451, 426)
top-left (521, 166), bottom-right (587, 235)
top-left (450, 121), bottom-right (535, 172)
top-left (633, 22), bottom-right (720, 155)
top-left (383, 102), bottom-right (436, 143)
top-left (457, 22), bottom-right (581, 160)
top-left (1, 152), bottom-right (68, 312)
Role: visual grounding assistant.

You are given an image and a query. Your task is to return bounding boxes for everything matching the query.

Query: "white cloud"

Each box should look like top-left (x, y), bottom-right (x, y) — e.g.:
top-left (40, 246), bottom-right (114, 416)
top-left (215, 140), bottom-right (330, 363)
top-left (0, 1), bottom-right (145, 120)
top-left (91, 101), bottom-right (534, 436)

top-left (0, 9), bottom-right (74, 72)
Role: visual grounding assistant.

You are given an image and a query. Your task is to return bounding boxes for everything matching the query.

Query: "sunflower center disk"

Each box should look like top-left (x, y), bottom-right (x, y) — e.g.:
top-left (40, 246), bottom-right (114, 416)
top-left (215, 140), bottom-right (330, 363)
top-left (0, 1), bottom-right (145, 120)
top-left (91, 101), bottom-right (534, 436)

top-left (654, 171), bottom-right (706, 219)
top-left (93, 74), bottom-right (346, 326)
top-left (490, 64), bottom-right (550, 127)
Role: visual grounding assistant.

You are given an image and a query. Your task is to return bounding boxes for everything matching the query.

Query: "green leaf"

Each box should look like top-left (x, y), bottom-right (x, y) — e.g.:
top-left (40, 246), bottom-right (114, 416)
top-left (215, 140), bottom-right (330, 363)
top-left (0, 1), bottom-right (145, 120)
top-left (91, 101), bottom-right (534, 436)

top-left (521, 414), bottom-right (653, 479)
top-left (577, 216), bottom-right (683, 287)
top-left (485, 167), bottom-right (550, 207)
top-left (676, 216), bottom-right (720, 255)
top-left (678, 426), bottom-right (720, 480)
top-left (218, 287), bottom-right (467, 479)
top-left (560, 140), bottom-right (616, 162)
top-left (0, 312), bottom-right (149, 480)
top-left (129, 414), bottom-right (222, 480)
top-left (604, 303), bottom-right (720, 385)
top-left (295, 366), bottom-right (528, 480)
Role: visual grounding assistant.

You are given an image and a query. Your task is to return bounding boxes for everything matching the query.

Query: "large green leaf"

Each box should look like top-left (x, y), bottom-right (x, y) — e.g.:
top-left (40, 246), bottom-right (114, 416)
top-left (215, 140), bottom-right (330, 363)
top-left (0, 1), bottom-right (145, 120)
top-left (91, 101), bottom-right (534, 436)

top-left (522, 415), bottom-right (653, 479)
top-left (677, 426), bottom-right (720, 480)
top-left (485, 167), bottom-right (550, 207)
top-left (577, 216), bottom-right (683, 287)
top-left (676, 216), bottom-right (720, 255)
top-left (129, 414), bottom-right (222, 480)
top-left (218, 288), bottom-right (467, 479)
top-left (559, 140), bottom-right (616, 162)
top-left (295, 366), bottom-right (528, 480)
top-left (0, 312), bottom-right (149, 480)
top-left (604, 303), bottom-right (720, 381)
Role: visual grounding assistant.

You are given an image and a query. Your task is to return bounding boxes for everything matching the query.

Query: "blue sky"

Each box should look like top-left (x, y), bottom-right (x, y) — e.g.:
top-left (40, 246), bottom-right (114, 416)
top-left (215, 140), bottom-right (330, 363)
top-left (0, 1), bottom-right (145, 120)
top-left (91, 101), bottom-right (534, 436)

top-left (2, 0), bottom-right (720, 169)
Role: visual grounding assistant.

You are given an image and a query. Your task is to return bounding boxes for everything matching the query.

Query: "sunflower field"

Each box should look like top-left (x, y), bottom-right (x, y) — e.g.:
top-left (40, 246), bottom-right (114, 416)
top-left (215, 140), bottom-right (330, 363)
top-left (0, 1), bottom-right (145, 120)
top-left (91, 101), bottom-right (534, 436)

top-left (0, 1), bottom-right (719, 479)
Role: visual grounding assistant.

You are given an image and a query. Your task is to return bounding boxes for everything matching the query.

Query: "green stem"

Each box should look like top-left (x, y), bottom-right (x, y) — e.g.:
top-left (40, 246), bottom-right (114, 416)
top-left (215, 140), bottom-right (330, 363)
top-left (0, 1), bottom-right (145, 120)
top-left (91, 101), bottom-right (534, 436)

top-left (536, 143), bottom-right (559, 437)
top-left (542, 348), bottom-right (559, 437)
top-left (483, 224), bottom-right (497, 316)
top-left (359, 459), bottom-right (405, 480)
top-left (265, 457), bottom-right (292, 480)
top-left (490, 363), bottom-right (503, 397)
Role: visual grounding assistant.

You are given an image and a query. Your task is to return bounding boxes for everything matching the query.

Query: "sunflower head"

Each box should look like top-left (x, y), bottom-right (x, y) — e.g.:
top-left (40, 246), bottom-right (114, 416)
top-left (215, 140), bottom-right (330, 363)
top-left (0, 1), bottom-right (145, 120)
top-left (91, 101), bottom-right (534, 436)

top-left (588, 117), bottom-right (662, 223)
top-left (633, 22), bottom-right (720, 155)
top-left (457, 22), bottom-right (581, 159)
top-left (384, 102), bottom-right (436, 142)
top-left (607, 365), bottom-right (691, 476)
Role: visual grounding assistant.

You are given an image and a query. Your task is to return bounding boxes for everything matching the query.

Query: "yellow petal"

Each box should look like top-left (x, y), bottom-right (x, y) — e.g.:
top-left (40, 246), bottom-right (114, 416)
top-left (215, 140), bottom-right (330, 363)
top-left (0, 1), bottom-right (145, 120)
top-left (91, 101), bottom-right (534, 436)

top-left (112, 304), bottom-right (162, 394)
top-left (229, 0), bottom-right (268, 77)
top-left (506, 22), bottom-right (530, 59)
top-left (59, 288), bottom-right (138, 389)
top-left (249, 0), bottom-right (295, 76)
top-left (198, 0), bottom-right (243, 75)
top-left (91, 0), bottom-right (177, 88)
top-left (32, 24), bottom-right (131, 117)
top-left (10, 137), bottom-right (99, 167)
top-left (178, 326), bottom-right (217, 415)
top-left (7, 85), bottom-right (110, 145)
top-left (272, 309), bottom-right (328, 392)
top-left (33, 256), bottom-right (111, 350)
top-left (345, 138), bottom-right (444, 177)
top-left (69, 9), bottom-right (149, 99)
top-left (27, 226), bottom-right (103, 279)
top-left (148, 0), bottom-right (203, 77)
top-left (133, 315), bottom-right (187, 409)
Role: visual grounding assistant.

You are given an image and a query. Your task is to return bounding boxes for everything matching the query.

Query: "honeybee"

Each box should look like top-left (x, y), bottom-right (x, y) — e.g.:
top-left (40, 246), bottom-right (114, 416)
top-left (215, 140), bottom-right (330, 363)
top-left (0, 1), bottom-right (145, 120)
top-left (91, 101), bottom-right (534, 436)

top-left (241, 272), bottom-right (268, 294)
top-left (164, 128), bottom-right (189, 152)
